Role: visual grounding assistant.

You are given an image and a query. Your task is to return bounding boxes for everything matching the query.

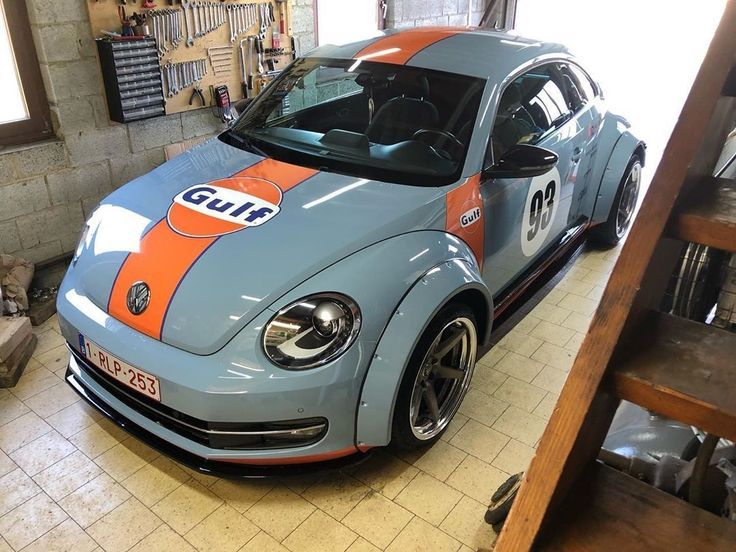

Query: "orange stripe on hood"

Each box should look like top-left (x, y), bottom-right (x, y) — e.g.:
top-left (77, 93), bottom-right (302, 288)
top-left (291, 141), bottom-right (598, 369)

top-left (354, 28), bottom-right (463, 65)
top-left (107, 159), bottom-right (317, 340)
top-left (446, 174), bottom-right (484, 270)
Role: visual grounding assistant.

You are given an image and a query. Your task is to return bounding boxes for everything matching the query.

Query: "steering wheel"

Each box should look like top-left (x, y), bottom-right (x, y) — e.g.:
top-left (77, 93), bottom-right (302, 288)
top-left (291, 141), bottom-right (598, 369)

top-left (412, 129), bottom-right (464, 161)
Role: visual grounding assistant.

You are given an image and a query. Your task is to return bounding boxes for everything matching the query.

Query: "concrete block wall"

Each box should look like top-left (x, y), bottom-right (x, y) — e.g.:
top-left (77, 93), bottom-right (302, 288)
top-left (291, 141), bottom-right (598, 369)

top-left (0, 0), bottom-right (315, 265)
top-left (388, 0), bottom-right (488, 28)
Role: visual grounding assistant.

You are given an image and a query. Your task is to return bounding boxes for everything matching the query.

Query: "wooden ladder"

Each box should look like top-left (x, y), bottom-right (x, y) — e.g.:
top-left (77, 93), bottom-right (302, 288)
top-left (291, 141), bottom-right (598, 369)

top-left (494, 2), bottom-right (736, 550)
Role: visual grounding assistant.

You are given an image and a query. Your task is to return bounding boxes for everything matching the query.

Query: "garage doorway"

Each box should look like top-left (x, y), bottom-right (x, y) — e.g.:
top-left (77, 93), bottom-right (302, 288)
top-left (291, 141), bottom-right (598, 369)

top-left (513, 0), bottom-right (728, 184)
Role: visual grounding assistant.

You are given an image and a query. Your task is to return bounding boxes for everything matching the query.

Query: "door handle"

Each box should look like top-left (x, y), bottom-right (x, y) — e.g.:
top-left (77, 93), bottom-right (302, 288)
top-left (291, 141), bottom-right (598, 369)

top-left (571, 147), bottom-right (583, 162)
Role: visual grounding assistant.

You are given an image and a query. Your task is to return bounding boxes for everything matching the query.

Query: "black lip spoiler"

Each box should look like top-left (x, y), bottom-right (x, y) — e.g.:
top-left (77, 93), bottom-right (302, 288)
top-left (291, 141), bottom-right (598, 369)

top-left (65, 368), bottom-right (371, 479)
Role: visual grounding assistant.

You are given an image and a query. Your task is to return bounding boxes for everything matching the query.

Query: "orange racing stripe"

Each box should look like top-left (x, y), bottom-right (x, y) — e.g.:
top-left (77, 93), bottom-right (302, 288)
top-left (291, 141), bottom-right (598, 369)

top-left (353, 27), bottom-right (463, 65)
top-left (445, 173), bottom-right (484, 270)
top-left (108, 159), bottom-right (317, 340)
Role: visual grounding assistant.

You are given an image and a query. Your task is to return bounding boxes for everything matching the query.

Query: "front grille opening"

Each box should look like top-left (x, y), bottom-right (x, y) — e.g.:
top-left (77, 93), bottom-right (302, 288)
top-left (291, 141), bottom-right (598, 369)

top-left (68, 344), bottom-right (327, 450)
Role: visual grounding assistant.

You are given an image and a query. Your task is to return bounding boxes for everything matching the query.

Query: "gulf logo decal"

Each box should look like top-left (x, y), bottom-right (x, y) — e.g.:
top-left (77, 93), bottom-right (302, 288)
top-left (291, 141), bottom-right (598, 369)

top-left (167, 177), bottom-right (282, 238)
top-left (108, 159), bottom-right (317, 340)
top-left (446, 174), bottom-right (484, 270)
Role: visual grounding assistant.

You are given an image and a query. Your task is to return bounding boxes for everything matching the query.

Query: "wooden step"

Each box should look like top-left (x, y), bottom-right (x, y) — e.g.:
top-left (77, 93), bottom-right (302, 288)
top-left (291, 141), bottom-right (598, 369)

top-left (670, 176), bottom-right (736, 252)
top-left (612, 312), bottom-right (736, 442)
top-left (537, 462), bottom-right (736, 551)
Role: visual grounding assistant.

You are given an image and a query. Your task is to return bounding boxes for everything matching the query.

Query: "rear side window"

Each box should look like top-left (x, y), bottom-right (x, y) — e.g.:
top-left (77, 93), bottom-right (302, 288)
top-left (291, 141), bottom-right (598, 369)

top-left (491, 63), bottom-right (571, 158)
top-left (568, 64), bottom-right (598, 103)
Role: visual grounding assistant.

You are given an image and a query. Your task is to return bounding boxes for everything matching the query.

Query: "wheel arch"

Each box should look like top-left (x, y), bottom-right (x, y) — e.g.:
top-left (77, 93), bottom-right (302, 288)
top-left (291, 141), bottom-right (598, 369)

top-left (355, 258), bottom-right (493, 448)
top-left (592, 129), bottom-right (646, 224)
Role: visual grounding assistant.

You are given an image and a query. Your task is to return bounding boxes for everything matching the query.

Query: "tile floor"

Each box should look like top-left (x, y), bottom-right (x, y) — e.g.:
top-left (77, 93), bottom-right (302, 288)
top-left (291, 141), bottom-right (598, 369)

top-left (0, 245), bottom-right (620, 552)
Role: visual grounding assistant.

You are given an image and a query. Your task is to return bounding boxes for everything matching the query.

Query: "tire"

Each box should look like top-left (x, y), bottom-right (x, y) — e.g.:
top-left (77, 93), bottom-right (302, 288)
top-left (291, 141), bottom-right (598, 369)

top-left (589, 154), bottom-right (642, 248)
top-left (484, 472), bottom-right (523, 528)
top-left (390, 303), bottom-right (478, 450)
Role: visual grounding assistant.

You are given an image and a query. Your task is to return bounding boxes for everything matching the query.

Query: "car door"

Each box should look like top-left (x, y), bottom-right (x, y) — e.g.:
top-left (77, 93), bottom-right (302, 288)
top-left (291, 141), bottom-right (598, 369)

top-left (563, 62), bottom-right (605, 223)
top-left (480, 62), bottom-right (580, 297)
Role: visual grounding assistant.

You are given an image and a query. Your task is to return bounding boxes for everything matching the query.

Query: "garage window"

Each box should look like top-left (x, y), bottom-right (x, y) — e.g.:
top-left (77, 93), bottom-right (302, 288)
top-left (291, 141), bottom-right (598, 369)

top-left (0, 0), bottom-right (53, 147)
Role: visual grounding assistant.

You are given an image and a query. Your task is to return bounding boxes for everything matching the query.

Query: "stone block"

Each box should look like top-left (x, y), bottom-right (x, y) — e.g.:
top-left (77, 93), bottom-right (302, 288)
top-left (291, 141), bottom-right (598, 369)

top-left (32, 23), bottom-right (91, 63)
top-left (448, 13), bottom-right (469, 26)
top-left (0, 154), bottom-right (17, 185)
top-left (65, 126), bottom-right (130, 166)
top-left (404, 0), bottom-right (428, 20)
top-left (16, 203), bottom-right (84, 249)
top-left (181, 109), bottom-right (225, 140)
top-left (26, 0), bottom-right (89, 25)
top-left (110, 148), bottom-right (165, 188)
top-left (0, 221), bottom-right (22, 254)
top-left (428, 0), bottom-right (444, 16)
top-left (128, 115), bottom-right (183, 152)
top-left (0, 177), bottom-right (49, 221)
top-left (47, 162), bottom-right (111, 206)
top-left (52, 97), bottom-right (97, 134)
top-left (13, 141), bottom-right (67, 178)
top-left (45, 60), bottom-right (101, 102)
top-left (82, 195), bottom-right (105, 219)
top-left (443, 0), bottom-right (461, 14)
top-left (17, 240), bottom-right (63, 264)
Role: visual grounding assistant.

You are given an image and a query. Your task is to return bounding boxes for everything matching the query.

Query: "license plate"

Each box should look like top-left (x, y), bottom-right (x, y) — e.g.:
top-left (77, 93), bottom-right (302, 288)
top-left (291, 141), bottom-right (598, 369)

top-left (78, 334), bottom-right (161, 401)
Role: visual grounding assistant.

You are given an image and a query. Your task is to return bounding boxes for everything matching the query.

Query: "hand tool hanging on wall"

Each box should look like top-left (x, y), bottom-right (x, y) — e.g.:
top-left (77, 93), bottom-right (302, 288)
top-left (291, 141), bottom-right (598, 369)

top-left (228, 3), bottom-right (258, 44)
top-left (189, 85), bottom-right (205, 106)
top-left (163, 59), bottom-right (207, 96)
top-left (207, 45), bottom-right (233, 77)
top-left (149, 9), bottom-right (183, 56)
top-left (239, 37), bottom-right (252, 98)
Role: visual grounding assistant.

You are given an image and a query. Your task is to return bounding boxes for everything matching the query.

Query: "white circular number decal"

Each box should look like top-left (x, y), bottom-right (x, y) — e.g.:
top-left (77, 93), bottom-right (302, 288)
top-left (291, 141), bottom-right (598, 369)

top-left (521, 168), bottom-right (560, 257)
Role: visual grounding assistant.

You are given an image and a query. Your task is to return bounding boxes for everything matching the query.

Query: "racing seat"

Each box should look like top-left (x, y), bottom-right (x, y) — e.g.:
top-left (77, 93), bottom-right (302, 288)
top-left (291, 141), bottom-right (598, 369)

top-left (366, 74), bottom-right (440, 144)
top-left (492, 84), bottom-right (537, 159)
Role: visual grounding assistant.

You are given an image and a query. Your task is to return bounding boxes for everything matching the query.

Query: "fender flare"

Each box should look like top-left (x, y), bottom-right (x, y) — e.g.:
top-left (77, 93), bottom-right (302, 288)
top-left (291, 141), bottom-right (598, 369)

top-left (592, 129), bottom-right (646, 224)
top-left (355, 258), bottom-right (492, 448)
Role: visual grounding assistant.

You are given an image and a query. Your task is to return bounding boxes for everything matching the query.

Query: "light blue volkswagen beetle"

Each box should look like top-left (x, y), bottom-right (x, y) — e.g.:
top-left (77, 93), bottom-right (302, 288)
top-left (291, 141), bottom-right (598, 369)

top-left (59, 27), bottom-right (644, 474)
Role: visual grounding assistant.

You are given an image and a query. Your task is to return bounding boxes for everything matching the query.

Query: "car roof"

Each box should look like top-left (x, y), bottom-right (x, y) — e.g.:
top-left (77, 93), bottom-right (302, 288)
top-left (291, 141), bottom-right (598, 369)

top-left (305, 27), bottom-right (572, 81)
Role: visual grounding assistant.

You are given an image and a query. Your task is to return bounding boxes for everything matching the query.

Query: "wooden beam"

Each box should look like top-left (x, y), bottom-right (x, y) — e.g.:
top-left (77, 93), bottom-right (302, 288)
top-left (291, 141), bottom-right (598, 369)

top-left (495, 4), bottom-right (736, 549)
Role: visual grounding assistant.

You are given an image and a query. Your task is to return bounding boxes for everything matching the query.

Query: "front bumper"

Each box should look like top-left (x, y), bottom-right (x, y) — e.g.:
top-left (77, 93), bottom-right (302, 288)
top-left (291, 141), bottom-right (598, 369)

top-left (66, 363), bottom-right (371, 477)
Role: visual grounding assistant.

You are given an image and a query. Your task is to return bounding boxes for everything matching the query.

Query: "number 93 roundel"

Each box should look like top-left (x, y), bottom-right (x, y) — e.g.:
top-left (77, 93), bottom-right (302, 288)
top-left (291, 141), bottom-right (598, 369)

top-left (521, 168), bottom-right (560, 257)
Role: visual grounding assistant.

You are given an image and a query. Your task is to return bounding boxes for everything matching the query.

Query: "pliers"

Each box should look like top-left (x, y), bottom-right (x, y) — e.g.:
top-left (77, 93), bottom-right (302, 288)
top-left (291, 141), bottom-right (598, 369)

top-left (189, 86), bottom-right (205, 106)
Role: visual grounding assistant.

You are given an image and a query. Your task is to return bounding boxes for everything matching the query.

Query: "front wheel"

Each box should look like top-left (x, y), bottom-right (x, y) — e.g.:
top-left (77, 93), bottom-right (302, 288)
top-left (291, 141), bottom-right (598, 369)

top-left (589, 154), bottom-right (642, 247)
top-left (391, 303), bottom-right (478, 450)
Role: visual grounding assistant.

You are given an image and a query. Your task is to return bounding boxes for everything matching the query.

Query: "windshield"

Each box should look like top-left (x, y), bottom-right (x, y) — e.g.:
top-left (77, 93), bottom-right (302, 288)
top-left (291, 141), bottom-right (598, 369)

top-left (226, 57), bottom-right (486, 186)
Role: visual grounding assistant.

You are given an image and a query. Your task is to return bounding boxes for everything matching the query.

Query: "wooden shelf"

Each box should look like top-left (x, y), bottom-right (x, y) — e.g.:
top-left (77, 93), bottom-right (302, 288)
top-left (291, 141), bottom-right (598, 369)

top-left (613, 312), bottom-right (736, 442)
top-left (537, 463), bottom-right (736, 551)
top-left (671, 176), bottom-right (736, 252)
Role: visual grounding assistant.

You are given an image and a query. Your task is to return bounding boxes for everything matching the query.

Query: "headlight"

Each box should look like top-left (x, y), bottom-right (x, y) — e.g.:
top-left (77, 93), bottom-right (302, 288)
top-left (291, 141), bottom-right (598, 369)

top-left (263, 293), bottom-right (361, 369)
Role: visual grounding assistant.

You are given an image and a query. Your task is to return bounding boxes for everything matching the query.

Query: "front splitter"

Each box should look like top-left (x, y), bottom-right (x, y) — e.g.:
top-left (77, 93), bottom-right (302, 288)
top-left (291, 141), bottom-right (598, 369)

top-left (66, 368), bottom-right (372, 478)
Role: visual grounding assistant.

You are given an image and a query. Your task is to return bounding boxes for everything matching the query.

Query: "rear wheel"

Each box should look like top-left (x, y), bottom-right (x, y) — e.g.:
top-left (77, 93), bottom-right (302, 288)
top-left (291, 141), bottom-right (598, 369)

top-left (589, 154), bottom-right (642, 247)
top-left (391, 303), bottom-right (477, 450)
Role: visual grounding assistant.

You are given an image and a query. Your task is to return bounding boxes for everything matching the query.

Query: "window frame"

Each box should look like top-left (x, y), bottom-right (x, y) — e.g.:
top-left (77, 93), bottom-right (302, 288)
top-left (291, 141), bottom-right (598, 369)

top-left (0, 0), bottom-right (53, 147)
top-left (487, 61), bottom-right (572, 165)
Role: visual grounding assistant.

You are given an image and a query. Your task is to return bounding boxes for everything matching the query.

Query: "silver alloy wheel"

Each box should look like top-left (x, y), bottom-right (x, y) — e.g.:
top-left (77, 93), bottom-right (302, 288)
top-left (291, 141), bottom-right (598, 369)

top-left (409, 317), bottom-right (477, 440)
top-left (615, 161), bottom-right (642, 238)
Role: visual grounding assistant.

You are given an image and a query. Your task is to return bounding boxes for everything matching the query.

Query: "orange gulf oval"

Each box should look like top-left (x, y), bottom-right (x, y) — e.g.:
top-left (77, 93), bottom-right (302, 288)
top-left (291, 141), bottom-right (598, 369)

top-left (166, 176), bottom-right (283, 238)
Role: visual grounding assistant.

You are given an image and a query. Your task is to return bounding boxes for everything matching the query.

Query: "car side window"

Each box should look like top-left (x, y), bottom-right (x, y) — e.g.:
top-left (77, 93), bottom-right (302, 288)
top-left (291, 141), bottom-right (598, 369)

top-left (491, 63), bottom-right (571, 161)
top-left (568, 64), bottom-right (598, 102)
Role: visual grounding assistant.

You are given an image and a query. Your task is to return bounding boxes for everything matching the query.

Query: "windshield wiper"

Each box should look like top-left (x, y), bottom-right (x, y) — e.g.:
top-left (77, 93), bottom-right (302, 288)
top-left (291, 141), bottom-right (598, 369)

top-left (226, 130), bottom-right (270, 158)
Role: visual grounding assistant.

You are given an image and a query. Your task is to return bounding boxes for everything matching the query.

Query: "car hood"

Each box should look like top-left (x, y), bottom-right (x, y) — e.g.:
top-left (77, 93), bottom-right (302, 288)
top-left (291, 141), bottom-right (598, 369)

top-left (74, 138), bottom-right (446, 355)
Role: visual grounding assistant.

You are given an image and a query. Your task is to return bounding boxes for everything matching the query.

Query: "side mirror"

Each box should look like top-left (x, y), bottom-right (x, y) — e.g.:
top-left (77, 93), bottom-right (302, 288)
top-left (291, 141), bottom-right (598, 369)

top-left (484, 144), bottom-right (558, 179)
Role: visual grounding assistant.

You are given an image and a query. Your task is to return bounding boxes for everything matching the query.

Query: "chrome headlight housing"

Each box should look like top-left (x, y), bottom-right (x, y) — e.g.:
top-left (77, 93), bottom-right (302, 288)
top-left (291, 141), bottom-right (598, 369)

top-left (263, 293), bottom-right (361, 369)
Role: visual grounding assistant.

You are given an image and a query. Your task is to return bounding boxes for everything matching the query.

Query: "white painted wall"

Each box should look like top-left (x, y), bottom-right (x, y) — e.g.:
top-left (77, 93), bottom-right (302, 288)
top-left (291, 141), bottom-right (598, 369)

top-left (514, 0), bottom-right (728, 184)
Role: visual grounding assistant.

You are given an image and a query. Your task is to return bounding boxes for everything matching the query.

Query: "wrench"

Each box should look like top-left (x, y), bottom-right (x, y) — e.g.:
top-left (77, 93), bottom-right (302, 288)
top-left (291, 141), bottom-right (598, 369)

top-left (227, 5), bottom-right (235, 43)
top-left (182, 2), bottom-right (194, 46)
